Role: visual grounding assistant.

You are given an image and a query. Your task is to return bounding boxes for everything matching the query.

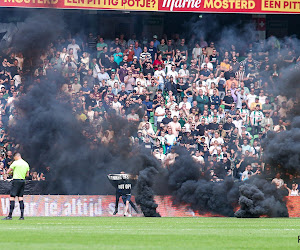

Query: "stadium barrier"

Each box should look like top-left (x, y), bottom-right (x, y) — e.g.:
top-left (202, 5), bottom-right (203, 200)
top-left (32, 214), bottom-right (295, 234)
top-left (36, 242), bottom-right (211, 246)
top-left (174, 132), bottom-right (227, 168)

top-left (0, 181), bottom-right (48, 195)
top-left (0, 195), bottom-right (299, 217)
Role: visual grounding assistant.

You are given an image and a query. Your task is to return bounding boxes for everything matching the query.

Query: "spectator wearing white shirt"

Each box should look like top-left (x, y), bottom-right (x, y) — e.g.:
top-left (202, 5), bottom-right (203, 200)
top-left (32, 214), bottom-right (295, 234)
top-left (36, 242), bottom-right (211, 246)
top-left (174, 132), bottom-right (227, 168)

top-left (179, 96), bottom-right (191, 110)
top-left (233, 115), bottom-right (243, 135)
top-left (205, 73), bottom-right (217, 90)
top-left (241, 139), bottom-right (254, 155)
top-left (167, 65), bottom-right (178, 84)
top-left (142, 122), bottom-right (156, 143)
top-left (192, 43), bottom-right (202, 60)
top-left (87, 105), bottom-right (95, 121)
top-left (246, 88), bottom-right (257, 108)
top-left (165, 127), bottom-right (177, 152)
top-left (111, 96), bottom-right (122, 114)
top-left (154, 101), bottom-right (166, 127)
top-left (67, 39), bottom-right (81, 62)
top-left (154, 65), bottom-right (166, 90)
top-left (106, 72), bottom-right (119, 88)
top-left (168, 116), bottom-right (181, 137)
top-left (178, 63), bottom-right (189, 83)
top-left (236, 88), bottom-right (248, 109)
top-left (134, 81), bottom-right (145, 95)
top-left (201, 57), bottom-right (213, 71)
top-left (97, 67), bottom-right (110, 84)
top-left (91, 58), bottom-right (100, 79)
top-left (171, 104), bottom-right (180, 118)
top-left (209, 140), bottom-right (221, 155)
top-left (239, 102), bottom-right (250, 125)
top-left (192, 150), bottom-right (205, 165)
top-left (272, 173), bottom-right (285, 189)
top-left (164, 55), bottom-right (173, 74)
top-left (258, 89), bottom-right (267, 105)
top-left (210, 132), bottom-right (224, 145)
top-left (154, 147), bottom-right (166, 163)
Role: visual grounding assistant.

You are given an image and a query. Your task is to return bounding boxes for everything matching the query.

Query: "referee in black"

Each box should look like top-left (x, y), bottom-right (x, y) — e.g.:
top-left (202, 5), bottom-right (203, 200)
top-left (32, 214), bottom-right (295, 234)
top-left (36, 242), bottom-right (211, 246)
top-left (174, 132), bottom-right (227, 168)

top-left (2, 152), bottom-right (30, 220)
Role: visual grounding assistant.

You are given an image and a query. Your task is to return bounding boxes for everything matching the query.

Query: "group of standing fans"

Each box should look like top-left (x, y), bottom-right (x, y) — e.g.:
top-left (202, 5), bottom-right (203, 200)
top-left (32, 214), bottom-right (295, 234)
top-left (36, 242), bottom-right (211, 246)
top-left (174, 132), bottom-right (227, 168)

top-left (0, 32), bottom-right (299, 196)
top-left (0, 52), bottom-right (46, 181)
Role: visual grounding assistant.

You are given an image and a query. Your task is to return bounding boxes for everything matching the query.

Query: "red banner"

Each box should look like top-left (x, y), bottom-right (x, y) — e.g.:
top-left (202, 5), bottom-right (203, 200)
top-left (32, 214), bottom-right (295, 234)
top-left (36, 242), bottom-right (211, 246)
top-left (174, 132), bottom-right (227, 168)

top-left (0, 195), bottom-right (299, 217)
top-left (0, 0), bottom-right (299, 13)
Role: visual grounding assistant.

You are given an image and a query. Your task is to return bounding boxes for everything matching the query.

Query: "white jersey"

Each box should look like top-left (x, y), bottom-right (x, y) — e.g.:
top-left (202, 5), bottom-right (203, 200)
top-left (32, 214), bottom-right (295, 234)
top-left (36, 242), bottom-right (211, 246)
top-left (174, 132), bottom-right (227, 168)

top-left (240, 108), bottom-right (250, 124)
top-left (250, 110), bottom-right (264, 126)
top-left (154, 70), bottom-right (166, 84)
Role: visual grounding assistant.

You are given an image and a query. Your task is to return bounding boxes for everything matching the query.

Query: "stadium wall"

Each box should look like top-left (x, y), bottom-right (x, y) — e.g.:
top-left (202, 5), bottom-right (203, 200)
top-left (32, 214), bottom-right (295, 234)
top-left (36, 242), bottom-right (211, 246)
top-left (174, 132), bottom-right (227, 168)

top-left (0, 195), bottom-right (299, 217)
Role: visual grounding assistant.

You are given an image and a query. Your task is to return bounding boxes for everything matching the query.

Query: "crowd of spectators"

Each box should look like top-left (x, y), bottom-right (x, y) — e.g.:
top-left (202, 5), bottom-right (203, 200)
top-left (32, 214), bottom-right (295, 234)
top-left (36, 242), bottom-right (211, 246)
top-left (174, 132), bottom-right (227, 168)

top-left (0, 31), bottom-right (298, 194)
top-left (0, 54), bottom-right (47, 180)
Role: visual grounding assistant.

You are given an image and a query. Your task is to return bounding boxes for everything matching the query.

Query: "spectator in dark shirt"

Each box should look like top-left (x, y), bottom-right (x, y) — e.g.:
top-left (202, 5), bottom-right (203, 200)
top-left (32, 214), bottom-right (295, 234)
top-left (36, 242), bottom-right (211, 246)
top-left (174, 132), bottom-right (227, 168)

top-left (196, 118), bottom-right (207, 136)
top-left (162, 111), bottom-right (172, 125)
top-left (222, 90), bottom-right (234, 111)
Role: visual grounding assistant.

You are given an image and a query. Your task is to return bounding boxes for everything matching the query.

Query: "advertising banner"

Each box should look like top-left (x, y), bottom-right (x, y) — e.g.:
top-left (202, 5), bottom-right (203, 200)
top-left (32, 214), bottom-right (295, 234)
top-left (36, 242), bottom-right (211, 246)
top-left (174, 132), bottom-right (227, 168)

top-left (0, 195), bottom-right (299, 217)
top-left (0, 195), bottom-right (215, 217)
top-left (0, 0), bottom-right (299, 13)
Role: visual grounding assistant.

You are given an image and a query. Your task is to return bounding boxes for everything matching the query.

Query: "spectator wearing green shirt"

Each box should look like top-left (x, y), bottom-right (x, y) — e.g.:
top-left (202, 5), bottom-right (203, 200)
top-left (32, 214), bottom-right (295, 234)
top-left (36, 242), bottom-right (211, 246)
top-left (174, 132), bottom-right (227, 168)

top-left (262, 98), bottom-right (273, 115)
top-left (196, 89), bottom-right (209, 114)
top-left (113, 47), bottom-right (123, 65)
top-left (96, 37), bottom-right (107, 58)
top-left (157, 39), bottom-right (168, 60)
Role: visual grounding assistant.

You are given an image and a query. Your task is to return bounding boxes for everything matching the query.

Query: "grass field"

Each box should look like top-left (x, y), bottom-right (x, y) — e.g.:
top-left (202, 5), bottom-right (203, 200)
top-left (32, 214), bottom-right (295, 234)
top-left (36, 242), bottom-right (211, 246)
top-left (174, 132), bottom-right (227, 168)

top-left (0, 217), bottom-right (299, 249)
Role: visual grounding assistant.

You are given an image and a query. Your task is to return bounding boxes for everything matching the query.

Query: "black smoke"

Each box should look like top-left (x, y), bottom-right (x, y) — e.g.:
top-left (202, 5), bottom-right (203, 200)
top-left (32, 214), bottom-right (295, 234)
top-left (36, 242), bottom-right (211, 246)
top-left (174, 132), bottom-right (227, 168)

top-left (263, 65), bottom-right (300, 175)
top-left (263, 117), bottom-right (300, 175)
top-left (167, 147), bottom-right (289, 218)
top-left (168, 147), bottom-right (240, 217)
top-left (6, 10), bottom-right (298, 218)
top-left (10, 76), bottom-right (161, 216)
top-left (12, 10), bottom-right (65, 53)
top-left (135, 166), bottom-right (161, 217)
top-left (7, 10), bottom-right (161, 217)
top-left (11, 79), bottom-right (107, 194)
top-left (126, 152), bottom-right (161, 217)
top-left (235, 178), bottom-right (289, 218)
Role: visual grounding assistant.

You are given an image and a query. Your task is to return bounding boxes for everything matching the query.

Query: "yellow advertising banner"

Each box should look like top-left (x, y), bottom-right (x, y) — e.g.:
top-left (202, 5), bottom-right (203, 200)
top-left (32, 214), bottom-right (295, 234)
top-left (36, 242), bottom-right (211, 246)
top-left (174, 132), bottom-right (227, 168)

top-left (0, 0), bottom-right (300, 14)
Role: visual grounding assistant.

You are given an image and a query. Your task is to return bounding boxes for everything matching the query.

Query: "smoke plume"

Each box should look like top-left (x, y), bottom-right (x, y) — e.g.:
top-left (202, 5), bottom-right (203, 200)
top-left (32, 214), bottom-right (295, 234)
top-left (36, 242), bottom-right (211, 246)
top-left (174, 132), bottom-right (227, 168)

top-left (12, 10), bottom-right (65, 53)
top-left (168, 147), bottom-right (240, 216)
top-left (135, 166), bottom-right (161, 217)
top-left (10, 75), bottom-right (162, 216)
top-left (235, 178), bottom-right (289, 218)
top-left (167, 147), bottom-right (289, 217)
top-left (7, 11), bottom-right (161, 217)
top-left (126, 152), bottom-right (161, 217)
top-left (263, 118), bottom-right (300, 174)
top-left (263, 65), bottom-right (300, 175)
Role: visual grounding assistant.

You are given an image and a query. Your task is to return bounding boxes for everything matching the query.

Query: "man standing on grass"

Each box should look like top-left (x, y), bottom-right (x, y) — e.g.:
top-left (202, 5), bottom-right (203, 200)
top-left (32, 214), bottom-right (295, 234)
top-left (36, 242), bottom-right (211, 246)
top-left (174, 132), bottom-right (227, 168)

top-left (107, 172), bottom-right (138, 217)
top-left (3, 152), bottom-right (29, 220)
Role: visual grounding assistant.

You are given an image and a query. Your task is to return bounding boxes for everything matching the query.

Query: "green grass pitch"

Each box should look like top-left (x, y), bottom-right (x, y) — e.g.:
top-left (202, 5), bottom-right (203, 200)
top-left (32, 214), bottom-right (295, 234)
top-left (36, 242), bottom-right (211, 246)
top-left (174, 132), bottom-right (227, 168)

top-left (1, 217), bottom-right (299, 249)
